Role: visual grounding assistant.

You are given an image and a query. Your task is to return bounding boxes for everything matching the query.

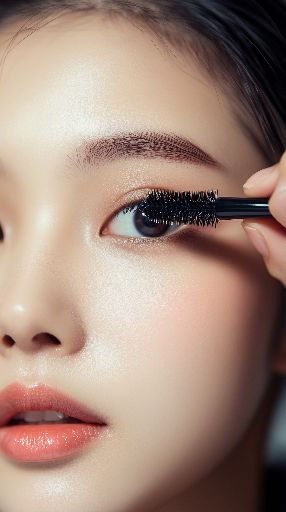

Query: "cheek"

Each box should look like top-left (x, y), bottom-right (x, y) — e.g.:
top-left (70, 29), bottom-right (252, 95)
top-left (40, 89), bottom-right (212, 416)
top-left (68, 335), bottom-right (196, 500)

top-left (85, 243), bottom-right (277, 412)
top-left (96, 246), bottom-right (275, 379)
top-left (80, 245), bottom-right (279, 495)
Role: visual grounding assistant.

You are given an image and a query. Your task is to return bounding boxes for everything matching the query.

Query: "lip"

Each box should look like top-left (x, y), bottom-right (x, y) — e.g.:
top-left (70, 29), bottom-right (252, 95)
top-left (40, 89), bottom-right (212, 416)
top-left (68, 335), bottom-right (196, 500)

top-left (0, 382), bottom-right (108, 463)
top-left (0, 382), bottom-right (108, 427)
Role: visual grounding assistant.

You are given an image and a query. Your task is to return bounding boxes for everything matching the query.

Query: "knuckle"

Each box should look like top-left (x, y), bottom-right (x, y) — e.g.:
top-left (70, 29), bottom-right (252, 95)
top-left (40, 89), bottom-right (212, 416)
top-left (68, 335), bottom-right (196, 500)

top-left (265, 256), bottom-right (286, 288)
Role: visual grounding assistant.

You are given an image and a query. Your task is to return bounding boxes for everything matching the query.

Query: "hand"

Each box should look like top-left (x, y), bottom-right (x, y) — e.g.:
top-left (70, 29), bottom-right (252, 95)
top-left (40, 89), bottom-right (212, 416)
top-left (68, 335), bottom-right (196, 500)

top-left (242, 150), bottom-right (286, 287)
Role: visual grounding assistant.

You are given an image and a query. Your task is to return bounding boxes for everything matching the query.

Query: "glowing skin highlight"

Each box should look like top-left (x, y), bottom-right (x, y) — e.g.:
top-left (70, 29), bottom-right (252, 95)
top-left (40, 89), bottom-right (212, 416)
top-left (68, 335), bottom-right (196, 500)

top-left (0, 12), bottom-right (285, 512)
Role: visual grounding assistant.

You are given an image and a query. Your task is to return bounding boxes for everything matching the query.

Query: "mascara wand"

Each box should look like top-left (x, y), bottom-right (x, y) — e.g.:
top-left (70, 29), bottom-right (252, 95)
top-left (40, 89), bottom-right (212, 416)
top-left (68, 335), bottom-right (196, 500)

top-left (133, 189), bottom-right (272, 228)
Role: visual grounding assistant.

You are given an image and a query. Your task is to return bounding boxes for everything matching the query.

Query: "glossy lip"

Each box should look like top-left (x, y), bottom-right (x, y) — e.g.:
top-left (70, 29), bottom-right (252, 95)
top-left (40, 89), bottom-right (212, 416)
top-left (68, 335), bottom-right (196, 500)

top-left (0, 382), bottom-right (108, 427)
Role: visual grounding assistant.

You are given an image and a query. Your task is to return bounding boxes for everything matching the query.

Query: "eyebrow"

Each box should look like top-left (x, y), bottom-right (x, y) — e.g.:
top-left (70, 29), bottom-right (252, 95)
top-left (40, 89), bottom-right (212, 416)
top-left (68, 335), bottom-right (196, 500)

top-left (0, 130), bottom-right (224, 183)
top-left (65, 130), bottom-right (223, 174)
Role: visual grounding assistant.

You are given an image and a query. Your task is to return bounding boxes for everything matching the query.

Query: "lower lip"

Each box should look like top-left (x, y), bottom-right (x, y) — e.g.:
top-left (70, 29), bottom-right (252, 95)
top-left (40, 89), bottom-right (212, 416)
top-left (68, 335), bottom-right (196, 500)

top-left (0, 423), bottom-right (106, 462)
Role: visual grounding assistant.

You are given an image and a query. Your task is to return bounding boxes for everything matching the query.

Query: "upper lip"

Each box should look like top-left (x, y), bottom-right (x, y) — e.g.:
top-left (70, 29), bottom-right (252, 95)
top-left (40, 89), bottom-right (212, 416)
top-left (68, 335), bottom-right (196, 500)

top-left (0, 383), bottom-right (108, 427)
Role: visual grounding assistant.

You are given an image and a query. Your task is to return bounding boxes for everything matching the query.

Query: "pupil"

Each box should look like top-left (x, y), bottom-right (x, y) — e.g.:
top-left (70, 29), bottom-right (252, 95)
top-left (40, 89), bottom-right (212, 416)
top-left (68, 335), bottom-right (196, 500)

top-left (134, 208), bottom-right (170, 237)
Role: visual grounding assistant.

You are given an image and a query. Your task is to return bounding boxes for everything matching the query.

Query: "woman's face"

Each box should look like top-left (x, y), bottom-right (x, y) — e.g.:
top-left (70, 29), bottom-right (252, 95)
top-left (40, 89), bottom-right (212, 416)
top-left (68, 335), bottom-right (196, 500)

top-left (0, 12), bottom-right (284, 512)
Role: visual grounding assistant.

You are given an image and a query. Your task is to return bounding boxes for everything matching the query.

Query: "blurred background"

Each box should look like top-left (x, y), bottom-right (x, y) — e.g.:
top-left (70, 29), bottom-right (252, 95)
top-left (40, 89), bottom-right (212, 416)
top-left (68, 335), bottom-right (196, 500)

top-left (263, 375), bottom-right (286, 511)
top-left (265, 376), bottom-right (286, 465)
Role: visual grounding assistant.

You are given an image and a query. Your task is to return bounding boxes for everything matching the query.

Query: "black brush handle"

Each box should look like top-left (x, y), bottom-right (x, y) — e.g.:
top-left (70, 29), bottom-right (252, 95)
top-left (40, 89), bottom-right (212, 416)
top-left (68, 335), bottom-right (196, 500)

top-left (215, 197), bottom-right (272, 219)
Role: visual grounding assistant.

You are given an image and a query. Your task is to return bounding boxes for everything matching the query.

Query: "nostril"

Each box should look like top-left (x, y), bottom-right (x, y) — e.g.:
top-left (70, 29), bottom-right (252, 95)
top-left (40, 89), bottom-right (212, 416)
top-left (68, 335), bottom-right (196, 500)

top-left (0, 226), bottom-right (3, 241)
top-left (2, 335), bottom-right (15, 347)
top-left (33, 333), bottom-right (61, 345)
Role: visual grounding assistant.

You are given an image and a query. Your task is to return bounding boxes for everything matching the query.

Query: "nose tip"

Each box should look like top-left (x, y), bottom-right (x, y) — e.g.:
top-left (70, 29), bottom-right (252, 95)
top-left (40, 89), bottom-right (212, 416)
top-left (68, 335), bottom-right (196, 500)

top-left (0, 295), bottom-right (85, 355)
top-left (0, 249), bottom-right (86, 355)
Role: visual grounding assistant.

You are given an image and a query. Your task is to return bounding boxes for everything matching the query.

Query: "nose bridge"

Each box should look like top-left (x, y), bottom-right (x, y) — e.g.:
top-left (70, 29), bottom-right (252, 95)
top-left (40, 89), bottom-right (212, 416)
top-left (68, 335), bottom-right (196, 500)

top-left (27, 192), bottom-right (78, 253)
top-left (0, 200), bottom-right (85, 354)
top-left (4, 203), bottom-right (65, 282)
top-left (7, 190), bottom-right (79, 288)
top-left (1, 214), bottom-right (66, 324)
top-left (23, 201), bottom-right (67, 249)
top-left (5, 234), bottom-right (61, 292)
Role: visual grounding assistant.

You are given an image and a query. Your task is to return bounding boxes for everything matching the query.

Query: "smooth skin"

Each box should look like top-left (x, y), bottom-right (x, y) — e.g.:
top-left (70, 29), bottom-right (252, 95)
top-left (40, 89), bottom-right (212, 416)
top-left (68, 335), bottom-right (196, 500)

top-left (0, 11), bottom-right (285, 512)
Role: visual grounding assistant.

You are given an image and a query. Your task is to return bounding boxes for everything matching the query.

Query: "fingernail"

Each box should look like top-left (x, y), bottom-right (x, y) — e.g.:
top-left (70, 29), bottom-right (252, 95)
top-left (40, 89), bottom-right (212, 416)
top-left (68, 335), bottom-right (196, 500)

top-left (274, 186), bottom-right (286, 226)
top-left (243, 165), bottom-right (277, 189)
top-left (242, 224), bottom-right (269, 257)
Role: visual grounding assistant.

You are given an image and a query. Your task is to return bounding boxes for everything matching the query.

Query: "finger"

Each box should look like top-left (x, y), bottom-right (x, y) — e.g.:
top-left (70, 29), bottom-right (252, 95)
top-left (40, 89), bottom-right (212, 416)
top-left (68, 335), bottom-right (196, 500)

top-left (242, 164), bottom-right (279, 197)
top-left (268, 154), bottom-right (286, 228)
top-left (242, 217), bottom-right (286, 287)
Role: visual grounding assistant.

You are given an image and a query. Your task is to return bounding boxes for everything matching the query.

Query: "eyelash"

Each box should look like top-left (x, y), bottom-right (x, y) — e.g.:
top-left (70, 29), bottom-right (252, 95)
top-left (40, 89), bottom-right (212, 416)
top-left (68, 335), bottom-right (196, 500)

top-left (101, 196), bottom-right (184, 240)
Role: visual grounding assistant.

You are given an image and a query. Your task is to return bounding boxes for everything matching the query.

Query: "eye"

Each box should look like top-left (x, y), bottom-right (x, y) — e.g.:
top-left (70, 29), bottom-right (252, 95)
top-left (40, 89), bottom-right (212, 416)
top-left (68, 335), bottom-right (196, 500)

top-left (101, 200), bottom-right (181, 239)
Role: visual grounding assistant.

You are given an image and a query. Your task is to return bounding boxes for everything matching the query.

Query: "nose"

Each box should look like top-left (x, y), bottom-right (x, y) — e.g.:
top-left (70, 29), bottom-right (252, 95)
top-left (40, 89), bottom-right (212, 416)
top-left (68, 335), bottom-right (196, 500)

top-left (0, 251), bottom-right (85, 356)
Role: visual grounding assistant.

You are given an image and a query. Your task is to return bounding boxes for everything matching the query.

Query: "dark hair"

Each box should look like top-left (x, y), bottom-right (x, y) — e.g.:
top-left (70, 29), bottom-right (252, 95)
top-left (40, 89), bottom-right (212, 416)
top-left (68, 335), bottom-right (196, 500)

top-left (0, 0), bottom-right (285, 166)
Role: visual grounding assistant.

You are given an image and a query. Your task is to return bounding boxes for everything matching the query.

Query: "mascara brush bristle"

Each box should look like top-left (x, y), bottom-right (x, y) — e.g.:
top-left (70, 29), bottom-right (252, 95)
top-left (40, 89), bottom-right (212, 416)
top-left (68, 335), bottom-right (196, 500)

top-left (133, 188), bottom-right (220, 228)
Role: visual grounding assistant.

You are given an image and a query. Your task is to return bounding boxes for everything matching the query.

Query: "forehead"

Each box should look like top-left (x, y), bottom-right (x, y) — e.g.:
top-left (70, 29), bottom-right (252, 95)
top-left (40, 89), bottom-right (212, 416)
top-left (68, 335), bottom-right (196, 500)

top-left (0, 12), bottom-right (227, 115)
top-left (0, 13), bottom-right (265, 179)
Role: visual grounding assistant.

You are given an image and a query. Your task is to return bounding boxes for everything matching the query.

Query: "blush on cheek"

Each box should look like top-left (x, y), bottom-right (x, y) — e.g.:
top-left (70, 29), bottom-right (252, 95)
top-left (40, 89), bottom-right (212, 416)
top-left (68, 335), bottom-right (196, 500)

top-left (141, 260), bottom-right (277, 404)
top-left (108, 264), bottom-right (273, 488)
top-left (94, 243), bottom-right (278, 393)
